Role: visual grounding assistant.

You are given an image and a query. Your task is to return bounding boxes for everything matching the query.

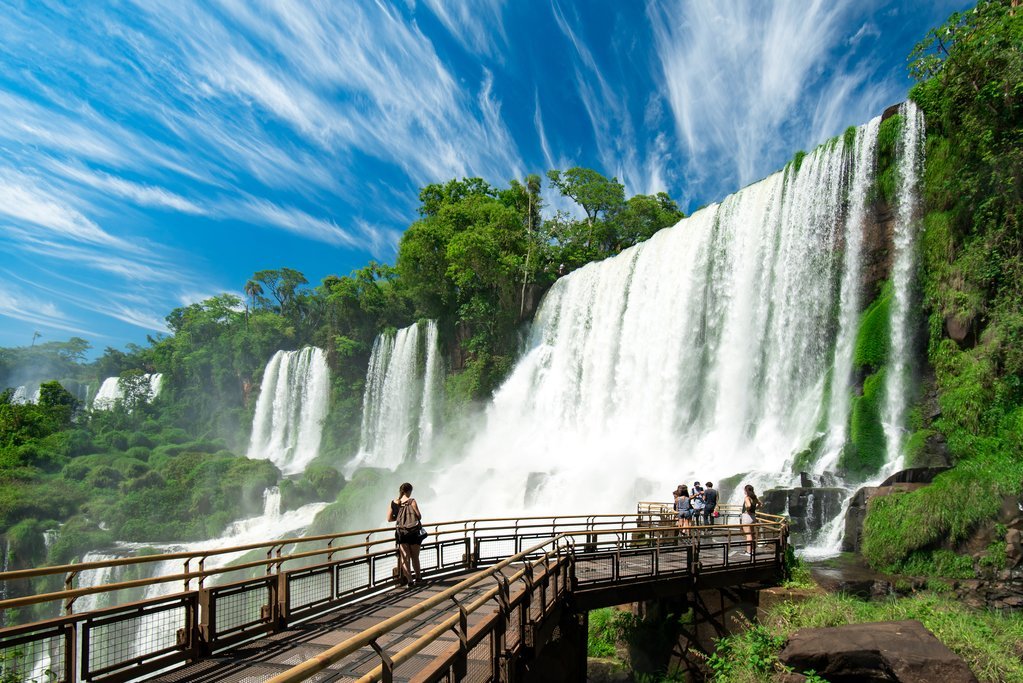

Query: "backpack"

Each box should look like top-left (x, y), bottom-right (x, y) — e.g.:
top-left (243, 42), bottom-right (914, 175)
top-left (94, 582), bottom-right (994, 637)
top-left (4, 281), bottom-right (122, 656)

top-left (396, 499), bottom-right (420, 533)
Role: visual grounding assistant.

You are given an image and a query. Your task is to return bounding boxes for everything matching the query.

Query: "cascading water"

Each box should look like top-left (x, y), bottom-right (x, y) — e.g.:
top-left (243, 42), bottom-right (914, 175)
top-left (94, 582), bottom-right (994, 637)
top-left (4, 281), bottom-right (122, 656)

top-left (819, 116), bottom-right (883, 470)
top-left (91, 374), bottom-right (163, 411)
top-left (882, 101), bottom-right (926, 470)
top-left (247, 347), bottom-right (330, 475)
top-left (351, 320), bottom-right (443, 472)
top-left (10, 385), bottom-right (32, 404)
top-left (429, 109), bottom-right (924, 529)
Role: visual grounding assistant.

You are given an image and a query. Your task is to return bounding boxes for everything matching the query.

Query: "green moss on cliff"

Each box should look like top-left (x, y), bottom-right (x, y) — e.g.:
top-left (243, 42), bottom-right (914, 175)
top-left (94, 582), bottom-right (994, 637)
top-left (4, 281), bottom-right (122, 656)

top-left (871, 114), bottom-right (903, 205)
top-left (839, 370), bottom-right (887, 479)
top-left (854, 283), bottom-right (892, 371)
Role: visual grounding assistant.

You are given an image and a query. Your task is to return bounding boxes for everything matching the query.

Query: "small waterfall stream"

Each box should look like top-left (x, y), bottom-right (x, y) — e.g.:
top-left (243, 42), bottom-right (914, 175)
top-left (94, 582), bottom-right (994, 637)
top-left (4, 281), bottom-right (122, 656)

top-left (91, 374), bottom-right (163, 411)
top-left (350, 320), bottom-right (443, 472)
top-left (247, 347), bottom-right (330, 475)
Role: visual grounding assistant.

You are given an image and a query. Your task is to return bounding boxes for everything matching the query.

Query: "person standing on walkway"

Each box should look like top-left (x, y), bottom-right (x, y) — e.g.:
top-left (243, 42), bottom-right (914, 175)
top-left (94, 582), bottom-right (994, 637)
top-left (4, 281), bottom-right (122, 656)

top-left (702, 482), bottom-right (718, 526)
top-left (740, 484), bottom-right (759, 555)
top-left (387, 482), bottom-right (424, 586)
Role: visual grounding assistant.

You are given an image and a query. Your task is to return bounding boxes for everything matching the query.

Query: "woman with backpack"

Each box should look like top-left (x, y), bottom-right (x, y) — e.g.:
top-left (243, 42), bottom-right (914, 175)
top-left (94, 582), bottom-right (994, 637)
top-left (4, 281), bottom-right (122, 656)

top-left (387, 482), bottom-right (424, 586)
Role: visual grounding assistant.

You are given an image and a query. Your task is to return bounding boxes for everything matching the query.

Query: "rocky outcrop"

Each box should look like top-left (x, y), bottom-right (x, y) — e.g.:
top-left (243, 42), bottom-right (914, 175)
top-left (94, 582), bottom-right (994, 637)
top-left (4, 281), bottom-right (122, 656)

top-left (779, 620), bottom-right (978, 683)
top-left (841, 468), bottom-right (949, 553)
top-left (762, 486), bottom-right (844, 538)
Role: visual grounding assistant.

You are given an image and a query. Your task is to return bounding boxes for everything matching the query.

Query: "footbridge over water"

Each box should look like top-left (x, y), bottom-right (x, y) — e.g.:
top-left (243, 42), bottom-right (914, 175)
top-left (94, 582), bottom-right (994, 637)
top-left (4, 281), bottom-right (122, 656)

top-left (0, 504), bottom-right (789, 682)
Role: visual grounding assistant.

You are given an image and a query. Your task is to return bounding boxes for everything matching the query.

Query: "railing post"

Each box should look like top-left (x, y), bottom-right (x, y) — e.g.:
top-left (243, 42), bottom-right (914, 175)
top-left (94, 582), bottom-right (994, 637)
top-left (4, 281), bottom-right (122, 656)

top-left (450, 597), bottom-right (469, 680)
top-left (369, 639), bottom-right (394, 683)
top-left (63, 570), bottom-right (78, 615)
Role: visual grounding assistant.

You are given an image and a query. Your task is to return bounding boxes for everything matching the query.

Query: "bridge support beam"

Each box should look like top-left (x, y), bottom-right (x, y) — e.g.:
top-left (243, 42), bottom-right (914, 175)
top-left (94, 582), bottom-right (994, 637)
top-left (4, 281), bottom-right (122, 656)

top-left (638, 584), bottom-right (762, 682)
top-left (518, 608), bottom-right (588, 682)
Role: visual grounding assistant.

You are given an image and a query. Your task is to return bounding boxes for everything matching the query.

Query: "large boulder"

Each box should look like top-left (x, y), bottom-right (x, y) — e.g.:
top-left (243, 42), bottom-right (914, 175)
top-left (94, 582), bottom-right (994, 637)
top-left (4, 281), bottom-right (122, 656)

top-left (779, 620), bottom-right (977, 682)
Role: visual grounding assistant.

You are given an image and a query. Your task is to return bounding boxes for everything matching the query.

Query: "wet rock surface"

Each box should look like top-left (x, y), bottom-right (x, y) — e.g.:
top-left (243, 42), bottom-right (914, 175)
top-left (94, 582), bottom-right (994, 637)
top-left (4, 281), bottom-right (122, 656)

top-left (779, 619), bottom-right (978, 683)
top-left (762, 486), bottom-right (844, 538)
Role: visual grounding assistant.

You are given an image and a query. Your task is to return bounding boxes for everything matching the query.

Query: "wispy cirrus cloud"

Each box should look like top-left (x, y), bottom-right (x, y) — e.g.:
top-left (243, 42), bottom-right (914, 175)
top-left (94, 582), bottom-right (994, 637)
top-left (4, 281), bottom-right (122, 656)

top-left (550, 1), bottom-right (668, 198)
top-left (646, 0), bottom-right (895, 205)
top-left (0, 170), bottom-right (131, 249)
top-left (0, 280), bottom-right (97, 337)
top-left (421, 0), bottom-right (508, 58)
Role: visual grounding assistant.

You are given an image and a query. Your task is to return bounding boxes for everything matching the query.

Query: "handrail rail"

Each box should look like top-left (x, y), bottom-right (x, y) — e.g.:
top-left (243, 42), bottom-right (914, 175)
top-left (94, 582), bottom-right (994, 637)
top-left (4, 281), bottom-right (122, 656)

top-left (0, 510), bottom-right (688, 582)
top-left (0, 506), bottom-right (783, 614)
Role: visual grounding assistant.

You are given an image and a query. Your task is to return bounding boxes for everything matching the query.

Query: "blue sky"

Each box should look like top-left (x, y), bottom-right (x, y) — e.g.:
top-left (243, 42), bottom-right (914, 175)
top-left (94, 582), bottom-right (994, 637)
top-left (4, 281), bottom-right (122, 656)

top-left (0, 0), bottom-right (969, 353)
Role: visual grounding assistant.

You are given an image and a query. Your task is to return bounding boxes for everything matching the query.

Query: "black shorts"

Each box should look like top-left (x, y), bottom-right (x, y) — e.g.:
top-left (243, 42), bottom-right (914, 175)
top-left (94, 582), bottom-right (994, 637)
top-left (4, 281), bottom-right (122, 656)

top-left (396, 529), bottom-right (423, 546)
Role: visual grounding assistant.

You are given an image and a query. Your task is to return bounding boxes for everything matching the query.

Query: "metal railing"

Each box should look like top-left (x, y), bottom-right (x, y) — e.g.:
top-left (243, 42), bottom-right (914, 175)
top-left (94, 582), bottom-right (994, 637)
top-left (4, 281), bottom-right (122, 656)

top-left (0, 505), bottom-right (787, 683)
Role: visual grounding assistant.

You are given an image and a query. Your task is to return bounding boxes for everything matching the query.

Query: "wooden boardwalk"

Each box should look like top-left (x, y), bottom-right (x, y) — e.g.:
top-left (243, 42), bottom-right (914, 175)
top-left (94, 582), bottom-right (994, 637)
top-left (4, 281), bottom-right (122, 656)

top-left (0, 508), bottom-right (788, 683)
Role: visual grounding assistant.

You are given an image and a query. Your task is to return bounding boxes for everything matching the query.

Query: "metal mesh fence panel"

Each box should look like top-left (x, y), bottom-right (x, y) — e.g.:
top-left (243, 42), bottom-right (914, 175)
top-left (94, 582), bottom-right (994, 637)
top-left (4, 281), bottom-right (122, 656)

top-left (0, 630), bottom-right (67, 683)
top-left (441, 541), bottom-right (467, 569)
top-left (574, 554), bottom-right (615, 585)
top-left (505, 605), bottom-right (521, 649)
top-left (618, 550), bottom-right (654, 579)
top-left (87, 603), bottom-right (185, 675)
top-left (464, 631), bottom-right (493, 683)
top-left (418, 545), bottom-right (439, 572)
top-left (337, 560), bottom-right (370, 597)
top-left (213, 584), bottom-right (269, 636)
top-left (373, 553), bottom-right (398, 586)
top-left (477, 537), bottom-right (515, 564)
top-left (657, 546), bottom-right (688, 574)
top-left (288, 569), bottom-right (330, 611)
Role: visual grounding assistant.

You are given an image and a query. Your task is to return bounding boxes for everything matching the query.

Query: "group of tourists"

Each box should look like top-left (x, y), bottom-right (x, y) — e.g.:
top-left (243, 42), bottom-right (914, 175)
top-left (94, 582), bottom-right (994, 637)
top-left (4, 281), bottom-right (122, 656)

top-left (388, 478), bottom-right (764, 589)
top-left (672, 481), bottom-right (761, 554)
top-left (671, 481), bottom-right (719, 531)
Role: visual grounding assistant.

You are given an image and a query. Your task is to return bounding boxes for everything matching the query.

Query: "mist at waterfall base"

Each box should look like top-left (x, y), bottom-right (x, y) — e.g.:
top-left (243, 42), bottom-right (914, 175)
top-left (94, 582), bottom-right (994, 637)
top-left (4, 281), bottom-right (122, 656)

top-left (407, 103), bottom-right (925, 545)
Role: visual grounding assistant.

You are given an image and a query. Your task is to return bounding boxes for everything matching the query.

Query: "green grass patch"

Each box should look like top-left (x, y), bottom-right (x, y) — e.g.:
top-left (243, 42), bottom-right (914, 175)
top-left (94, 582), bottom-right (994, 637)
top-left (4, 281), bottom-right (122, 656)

top-left (861, 451), bottom-right (1023, 570)
top-left (588, 607), bottom-right (636, 658)
top-left (708, 593), bottom-right (1023, 683)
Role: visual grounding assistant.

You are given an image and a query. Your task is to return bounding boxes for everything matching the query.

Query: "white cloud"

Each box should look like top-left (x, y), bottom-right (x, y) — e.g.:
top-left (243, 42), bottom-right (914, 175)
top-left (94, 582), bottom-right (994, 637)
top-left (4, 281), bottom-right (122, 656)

top-left (233, 198), bottom-right (363, 249)
top-left (647, 0), bottom-right (886, 204)
top-left (0, 281), bottom-right (96, 336)
top-left (49, 163), bottom-right (207, 215)
top-left (0, 171), bottom-right (131, 249)
top-left (422, 0), bottom-right (508, 58)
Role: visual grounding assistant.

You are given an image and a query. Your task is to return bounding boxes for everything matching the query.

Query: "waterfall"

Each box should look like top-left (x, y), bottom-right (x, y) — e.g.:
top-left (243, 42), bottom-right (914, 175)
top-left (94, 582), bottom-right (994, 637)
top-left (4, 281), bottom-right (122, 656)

top-left (820, 116), bottom-right (883, 469)
top-left (91, 377), bottom-right (121, 409)
top-left (351, 320), bottom-right (443, 472)
top-left (429, 112), bottom-right (923, 522)
top-left (883, 101), bottom-right (925, 468)
top-left (91, 374), bottom-right (163, 411)
top-left (10, 385), bottom-right (31, 404)
top-left (247, 347), bottom-right (330, 476)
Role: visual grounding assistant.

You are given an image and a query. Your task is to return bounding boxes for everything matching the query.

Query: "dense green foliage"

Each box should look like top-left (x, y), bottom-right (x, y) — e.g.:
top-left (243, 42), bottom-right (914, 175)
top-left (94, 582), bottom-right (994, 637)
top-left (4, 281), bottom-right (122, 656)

top-left (709, 592), bottom-right (1023, 683)
top-left (0, 169), bottom-right (683, 573)
top-left (861, 0), bottom-right (1023, 572)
